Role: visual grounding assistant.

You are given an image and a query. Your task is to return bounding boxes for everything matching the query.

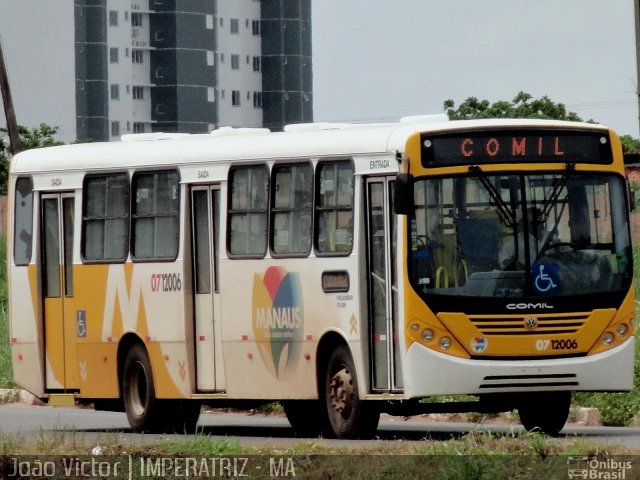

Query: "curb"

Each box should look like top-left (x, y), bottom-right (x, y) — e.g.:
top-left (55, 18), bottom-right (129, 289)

top-left (380, 407), bottom-right (604, 427)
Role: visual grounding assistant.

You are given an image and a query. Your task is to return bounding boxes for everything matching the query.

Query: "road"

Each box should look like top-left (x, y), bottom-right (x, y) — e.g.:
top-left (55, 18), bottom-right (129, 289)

top-left (1, 404), bottom-right (640, 450)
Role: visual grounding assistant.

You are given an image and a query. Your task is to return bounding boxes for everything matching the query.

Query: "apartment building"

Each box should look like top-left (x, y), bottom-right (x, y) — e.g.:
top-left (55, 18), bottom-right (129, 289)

top-left (0, 0), bottom-right (312, 143)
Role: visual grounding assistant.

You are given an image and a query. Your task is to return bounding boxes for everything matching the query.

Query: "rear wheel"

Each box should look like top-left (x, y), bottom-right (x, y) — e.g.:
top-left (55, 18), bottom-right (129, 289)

top-left (122, 345), bottom-right (201, 433)
top-left (322, 345), bottom-right (380, 439)
top-left (518, 391), bottom-right (571, 437)
top-left (123, 344), bottom-right (161, 432)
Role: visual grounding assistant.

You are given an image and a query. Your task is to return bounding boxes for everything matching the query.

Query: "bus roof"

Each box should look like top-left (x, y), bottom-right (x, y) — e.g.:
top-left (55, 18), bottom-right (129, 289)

top-left (9, 118), bottom-right (609, 175)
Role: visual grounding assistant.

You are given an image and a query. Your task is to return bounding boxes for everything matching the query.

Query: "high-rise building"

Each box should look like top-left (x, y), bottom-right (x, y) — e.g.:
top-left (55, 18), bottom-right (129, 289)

top-left (0, 0), bottom-right (312, 143)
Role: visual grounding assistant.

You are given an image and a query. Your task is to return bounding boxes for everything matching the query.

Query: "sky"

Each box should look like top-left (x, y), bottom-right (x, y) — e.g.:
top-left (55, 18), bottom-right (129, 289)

top-left (311, 0), bottom-right (640, 138)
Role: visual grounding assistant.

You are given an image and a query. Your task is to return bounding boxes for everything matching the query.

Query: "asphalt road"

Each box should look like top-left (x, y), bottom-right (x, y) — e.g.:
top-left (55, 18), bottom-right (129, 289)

top-left (1, 404), bottom-right (640, 450)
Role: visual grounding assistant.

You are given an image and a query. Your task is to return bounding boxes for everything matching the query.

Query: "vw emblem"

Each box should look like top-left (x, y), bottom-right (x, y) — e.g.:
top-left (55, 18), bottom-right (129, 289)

top-left (524, 317), bottom-right (539, 330)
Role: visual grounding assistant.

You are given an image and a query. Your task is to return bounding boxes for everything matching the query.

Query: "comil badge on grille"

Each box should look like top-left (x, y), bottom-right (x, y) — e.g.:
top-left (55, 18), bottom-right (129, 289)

top-left (524, 317), bottom-right (539, 330)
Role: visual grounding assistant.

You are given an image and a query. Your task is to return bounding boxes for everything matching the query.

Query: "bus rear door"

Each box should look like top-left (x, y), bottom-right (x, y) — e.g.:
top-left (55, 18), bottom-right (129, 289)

top-left (190, 185), bottom-right (225, 391)
top-left (40, 193), bottom-right (78, 391)
top-left (366, 177), bottom-right (403, 392)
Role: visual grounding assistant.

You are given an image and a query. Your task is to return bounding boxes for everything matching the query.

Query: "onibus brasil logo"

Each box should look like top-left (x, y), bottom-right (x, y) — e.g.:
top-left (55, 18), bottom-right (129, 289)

top-left (252, 266), bottom-right (304, 379)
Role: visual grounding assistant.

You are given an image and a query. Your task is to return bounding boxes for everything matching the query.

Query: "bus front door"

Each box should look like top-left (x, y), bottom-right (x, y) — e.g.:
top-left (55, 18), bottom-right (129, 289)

top-left (41, 193), bottom-right (78, 391)
top-left (366, 177), bottom-right (403, 392)
top-left (191, 186), bottom-right (225, 391)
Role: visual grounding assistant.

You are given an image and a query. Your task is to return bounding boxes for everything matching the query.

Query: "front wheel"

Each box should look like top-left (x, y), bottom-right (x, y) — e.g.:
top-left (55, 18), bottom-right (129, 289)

top-left (322, 345), bottom-right (380, 439)
top-left (518, 391), bottom-right (571, 437)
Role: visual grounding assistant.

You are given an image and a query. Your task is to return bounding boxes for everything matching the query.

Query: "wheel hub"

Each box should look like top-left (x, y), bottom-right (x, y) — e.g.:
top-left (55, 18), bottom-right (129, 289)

top-left (329, 367), bottom-right (353, 417)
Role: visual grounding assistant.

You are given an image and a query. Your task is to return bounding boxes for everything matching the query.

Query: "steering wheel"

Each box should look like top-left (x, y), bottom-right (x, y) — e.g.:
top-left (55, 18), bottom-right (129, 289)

top-left (537, 241), bottom-right (579, 257)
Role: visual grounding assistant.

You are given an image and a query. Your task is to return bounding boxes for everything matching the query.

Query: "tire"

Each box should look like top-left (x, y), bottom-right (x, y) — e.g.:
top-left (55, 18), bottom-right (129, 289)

top-left (283, 401), bottom-right (323, 437)
top-left (518, 391), bottom-right (571, 437)
top-left (122, 344), bottom-right (161, 432)
top-left (322, 345), bottom-right (380, 439)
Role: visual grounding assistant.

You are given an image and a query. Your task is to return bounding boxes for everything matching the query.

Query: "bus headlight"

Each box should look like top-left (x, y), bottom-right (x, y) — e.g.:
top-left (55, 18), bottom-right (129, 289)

top-left (602, 332), bottom-right (615, 345)
top-left (421, 329), bottom-right (433, 342)
top-left (439, 336), bottom-right (452, 350)
top-left (410, 323), bottom-right (420, 332)
top-left (616, 323), bottom-right (629, 337)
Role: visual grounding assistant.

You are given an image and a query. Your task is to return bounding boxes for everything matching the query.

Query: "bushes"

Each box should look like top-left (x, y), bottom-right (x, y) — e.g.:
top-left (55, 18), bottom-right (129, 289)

top-left (573, 340), bottom-right (640, 426)
top-left (0, 235), bottom-right (13, 388)
top-left (572, 243), bottom-right (640, 426)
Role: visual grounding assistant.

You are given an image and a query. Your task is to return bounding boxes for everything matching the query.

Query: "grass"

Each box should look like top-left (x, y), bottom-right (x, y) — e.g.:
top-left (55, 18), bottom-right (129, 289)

top-left (0, 236), bottom-right (13, 390)
top-left (0, 309), bottom-right (12, 389)
top-left (571, 245), bottom-right (640, 426)
top-left (0, 430), bottom-right (636, 480)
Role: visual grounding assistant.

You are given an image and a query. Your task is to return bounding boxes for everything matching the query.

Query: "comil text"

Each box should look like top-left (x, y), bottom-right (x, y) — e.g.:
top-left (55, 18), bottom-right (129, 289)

top-left (460, 136), bottom-right (565, 158)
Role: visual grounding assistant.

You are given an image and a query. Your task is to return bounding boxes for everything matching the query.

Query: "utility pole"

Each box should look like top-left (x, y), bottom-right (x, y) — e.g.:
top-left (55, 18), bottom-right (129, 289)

top-left (0, 34), bottom-right (21, 155)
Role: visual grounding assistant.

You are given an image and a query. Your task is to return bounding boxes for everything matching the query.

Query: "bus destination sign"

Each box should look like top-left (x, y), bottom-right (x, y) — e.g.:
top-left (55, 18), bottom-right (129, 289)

top-left (420, 130), bottom-right (612, 167)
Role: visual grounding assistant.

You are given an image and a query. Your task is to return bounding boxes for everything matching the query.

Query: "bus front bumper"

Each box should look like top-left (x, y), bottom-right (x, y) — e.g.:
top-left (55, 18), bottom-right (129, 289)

top-left (404, 337), bottom-right (635, 397)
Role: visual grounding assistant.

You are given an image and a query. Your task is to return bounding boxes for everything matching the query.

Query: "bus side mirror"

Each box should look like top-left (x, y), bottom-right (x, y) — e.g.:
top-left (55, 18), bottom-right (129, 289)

top-left (394, 173), bottom-right (414, 215)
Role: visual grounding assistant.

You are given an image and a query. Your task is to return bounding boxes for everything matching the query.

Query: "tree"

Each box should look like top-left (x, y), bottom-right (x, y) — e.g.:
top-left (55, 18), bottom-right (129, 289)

top-left (444, 91), bottom-right (640, 154)
top-left (620, 135), bottom-right (640, 155)
top-left (444, 91), bottom-right (583, 122)
top-left (0, 123), bottom-right (63, 195)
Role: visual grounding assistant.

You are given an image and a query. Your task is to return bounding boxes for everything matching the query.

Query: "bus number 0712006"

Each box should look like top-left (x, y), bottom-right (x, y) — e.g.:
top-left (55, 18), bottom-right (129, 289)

top-left (535, 339), bottom-right (578, 351)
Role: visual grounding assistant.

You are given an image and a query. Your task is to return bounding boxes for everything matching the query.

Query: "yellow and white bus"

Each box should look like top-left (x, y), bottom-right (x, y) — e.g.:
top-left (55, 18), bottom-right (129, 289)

top-left (8, 116), bottom-right (635, 437)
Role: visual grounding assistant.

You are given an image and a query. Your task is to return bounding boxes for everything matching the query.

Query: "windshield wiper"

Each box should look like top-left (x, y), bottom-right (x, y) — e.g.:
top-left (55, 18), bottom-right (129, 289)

top-left (536, 163), bottom-right (575, 224)
top-left (534, 164), bottom-right (575, 261)
top-left (468, 166), bottom-right (517, 230)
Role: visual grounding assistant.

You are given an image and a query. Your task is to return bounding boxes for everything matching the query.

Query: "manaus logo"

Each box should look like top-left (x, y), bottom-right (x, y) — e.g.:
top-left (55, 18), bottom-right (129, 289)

top-left (252, 266), bottom-right (304, 379)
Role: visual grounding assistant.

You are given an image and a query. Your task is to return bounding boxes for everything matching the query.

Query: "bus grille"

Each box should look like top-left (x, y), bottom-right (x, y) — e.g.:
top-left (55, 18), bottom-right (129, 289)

top-left (468, 314), bottom-right (590, 336)
top-left (479, 373), bottom-right (578, 389)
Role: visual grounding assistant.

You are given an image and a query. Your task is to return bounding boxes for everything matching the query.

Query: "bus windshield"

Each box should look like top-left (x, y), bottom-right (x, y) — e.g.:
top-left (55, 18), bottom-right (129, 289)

top-left (409, 172), bottom-right (632, 299)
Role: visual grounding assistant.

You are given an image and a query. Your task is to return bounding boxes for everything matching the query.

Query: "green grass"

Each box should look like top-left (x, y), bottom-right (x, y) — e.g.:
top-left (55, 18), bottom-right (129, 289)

top-left (0, 309), bottom-right (12, 388)
top-left (0, 430), bottom-right (636, 480)
top-left (0, 235), bottom-right (13, 389)
top-left (571, 245), bottom-right (640, 426)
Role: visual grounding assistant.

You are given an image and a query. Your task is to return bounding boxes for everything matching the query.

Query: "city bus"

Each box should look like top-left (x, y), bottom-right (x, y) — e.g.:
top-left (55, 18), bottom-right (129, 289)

top-left (7, 116), bottom-right (635, 438)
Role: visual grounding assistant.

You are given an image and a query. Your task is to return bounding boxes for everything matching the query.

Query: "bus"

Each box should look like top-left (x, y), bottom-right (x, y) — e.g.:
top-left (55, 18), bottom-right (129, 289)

top-left (7, 116), bottom-right (635, 438)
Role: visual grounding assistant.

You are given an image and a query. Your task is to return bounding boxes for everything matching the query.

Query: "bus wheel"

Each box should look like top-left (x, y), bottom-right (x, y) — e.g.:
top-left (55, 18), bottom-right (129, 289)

top-left (122, 345), bottom-right (160, 432)
top-left (283, 401), bottom-right (323, 437)
top-left (322, 345), bottom-right (380, 439)
top-left (518, 391), bottom-right (571, 437)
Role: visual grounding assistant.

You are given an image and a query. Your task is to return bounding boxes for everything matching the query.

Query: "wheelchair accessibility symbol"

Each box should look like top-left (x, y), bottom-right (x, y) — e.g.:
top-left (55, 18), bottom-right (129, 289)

top-left (532, 263), bottom-right (559, 293)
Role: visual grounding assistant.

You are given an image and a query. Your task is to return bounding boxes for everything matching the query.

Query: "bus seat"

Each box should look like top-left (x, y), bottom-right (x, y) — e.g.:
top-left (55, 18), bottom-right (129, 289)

top-left (455, 213), bottom-right (501, 272)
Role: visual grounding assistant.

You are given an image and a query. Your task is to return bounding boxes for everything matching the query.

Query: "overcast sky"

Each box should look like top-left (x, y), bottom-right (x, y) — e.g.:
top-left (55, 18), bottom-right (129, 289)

top-left (312, 0), bottom-right (640, 137)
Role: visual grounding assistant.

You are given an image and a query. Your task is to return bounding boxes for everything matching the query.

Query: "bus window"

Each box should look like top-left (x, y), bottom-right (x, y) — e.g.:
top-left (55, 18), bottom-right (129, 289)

top-left (13, 177), bottom-right (33, 266)
top-left (131, 170), bottom-right (180, 260)
top-left (228, 165), bottom-right (269, 257)
top-left (315, 161), bottom-right (354, 254)
top-left (271, 163), bottom-right (313, 256)
top-left (409, 173), bottom-right (632, 297)
top-left (82, 173), bottom-right (130, 262)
